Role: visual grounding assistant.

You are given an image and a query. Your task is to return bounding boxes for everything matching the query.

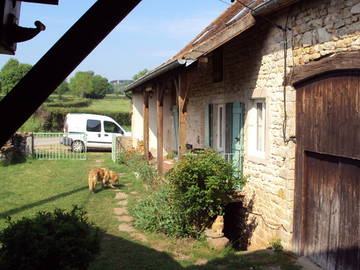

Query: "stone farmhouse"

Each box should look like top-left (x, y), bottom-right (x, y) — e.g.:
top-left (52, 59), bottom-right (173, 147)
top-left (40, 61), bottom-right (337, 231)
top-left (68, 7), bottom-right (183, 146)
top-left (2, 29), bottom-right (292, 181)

top-left (126, 0), bottom-right (360, 269)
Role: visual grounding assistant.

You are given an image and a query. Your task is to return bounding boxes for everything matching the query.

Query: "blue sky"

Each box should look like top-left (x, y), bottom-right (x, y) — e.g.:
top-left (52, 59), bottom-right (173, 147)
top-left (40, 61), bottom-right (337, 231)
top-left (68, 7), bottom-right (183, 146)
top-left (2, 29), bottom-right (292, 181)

top-left (0, 0), bottom-right (229, 81)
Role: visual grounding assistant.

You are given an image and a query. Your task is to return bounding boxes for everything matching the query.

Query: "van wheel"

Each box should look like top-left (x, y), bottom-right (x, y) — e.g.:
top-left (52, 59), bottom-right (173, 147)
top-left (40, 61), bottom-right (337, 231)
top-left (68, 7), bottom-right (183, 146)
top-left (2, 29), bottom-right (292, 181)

top-left (72, 140), bottom-right (85, 153)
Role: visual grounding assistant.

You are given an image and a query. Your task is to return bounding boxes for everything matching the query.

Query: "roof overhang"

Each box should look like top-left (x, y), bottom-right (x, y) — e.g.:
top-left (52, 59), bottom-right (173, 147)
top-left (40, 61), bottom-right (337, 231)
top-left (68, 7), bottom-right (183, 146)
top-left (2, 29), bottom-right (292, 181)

top-left (252, 0), bottom-right (300, 16)
top-left (184, 13), bottom-right (255, 59)
top-left (126, 13), bottom-right (256, 93)
top-left (127, 0), bottom-right (302, 94)
top-left (125, 59), bottom-right (194, 92)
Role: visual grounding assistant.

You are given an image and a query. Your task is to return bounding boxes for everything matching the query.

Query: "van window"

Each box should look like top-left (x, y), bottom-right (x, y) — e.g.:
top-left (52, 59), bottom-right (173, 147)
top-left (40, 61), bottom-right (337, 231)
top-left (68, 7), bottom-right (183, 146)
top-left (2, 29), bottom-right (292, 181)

top-left (104, 121), bottom-right (123, 134)
top-left (87, 120), bottom-right (101, 132)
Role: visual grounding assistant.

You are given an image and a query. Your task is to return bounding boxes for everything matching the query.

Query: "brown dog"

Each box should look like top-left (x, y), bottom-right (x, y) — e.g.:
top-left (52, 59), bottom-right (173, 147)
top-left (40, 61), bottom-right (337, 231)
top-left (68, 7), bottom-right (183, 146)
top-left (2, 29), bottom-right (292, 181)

top-left (106, 169), bottom-right (119, 188)
top-left (88, 168), bottom-right (119, 193)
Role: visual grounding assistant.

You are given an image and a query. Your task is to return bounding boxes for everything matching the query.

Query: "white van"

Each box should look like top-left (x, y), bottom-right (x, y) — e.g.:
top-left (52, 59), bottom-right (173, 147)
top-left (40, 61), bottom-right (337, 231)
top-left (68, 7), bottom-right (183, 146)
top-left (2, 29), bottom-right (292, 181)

top-left (61, 113), bottom-right (130, 152)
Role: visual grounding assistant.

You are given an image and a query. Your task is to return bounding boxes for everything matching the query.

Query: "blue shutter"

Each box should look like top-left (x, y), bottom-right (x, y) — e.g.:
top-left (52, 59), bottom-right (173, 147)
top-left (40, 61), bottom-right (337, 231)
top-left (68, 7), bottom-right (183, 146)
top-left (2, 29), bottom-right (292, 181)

top-left (204, 104), bottom-right (213, 148)
top-left (231, 102), bottom-right (244, 174)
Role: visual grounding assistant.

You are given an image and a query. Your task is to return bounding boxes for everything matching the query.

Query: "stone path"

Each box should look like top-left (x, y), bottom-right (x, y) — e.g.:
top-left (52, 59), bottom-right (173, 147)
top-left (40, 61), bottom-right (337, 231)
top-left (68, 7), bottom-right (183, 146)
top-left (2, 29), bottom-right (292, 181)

top-left (112, 190), bottom-right (148, 243)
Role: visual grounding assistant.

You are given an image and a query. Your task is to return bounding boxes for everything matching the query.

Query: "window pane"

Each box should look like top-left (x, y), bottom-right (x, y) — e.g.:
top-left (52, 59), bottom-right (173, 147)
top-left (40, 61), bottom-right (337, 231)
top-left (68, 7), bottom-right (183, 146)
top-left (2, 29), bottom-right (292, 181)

top-left (219, 107), bottom-right (223, 148)
top-left (104, 121), bottom-right (121, 133)
top-left (256, 102), bottom-right (264, 152)
top-left (86, 120), bottom-right (101, 132)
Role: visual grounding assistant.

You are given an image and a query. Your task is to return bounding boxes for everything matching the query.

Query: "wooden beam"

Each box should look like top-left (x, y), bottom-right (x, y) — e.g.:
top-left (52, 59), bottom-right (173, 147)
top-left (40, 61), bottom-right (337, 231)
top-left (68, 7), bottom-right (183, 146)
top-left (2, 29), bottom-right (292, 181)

top-left (18, 0), bottom-right (59, 5)
top-left (286, 51), bottom-right (360, 86)
top-left (178, 72), bottom-right (188, 157)
top-left (156, 84), bottom-right (164, 175)
top-left (143, 91), bottom-right (149, 160)
top-left (184, 13), bottom-right (255, 59)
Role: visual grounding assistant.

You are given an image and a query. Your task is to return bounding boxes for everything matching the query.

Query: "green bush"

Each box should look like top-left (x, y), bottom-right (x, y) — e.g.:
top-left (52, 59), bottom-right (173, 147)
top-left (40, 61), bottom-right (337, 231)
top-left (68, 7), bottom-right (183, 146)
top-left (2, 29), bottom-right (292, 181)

top-left (168, 149), bottom-right (245, 231)
top-left (38, 107), bottom-right (131, 131)
top-left (130, 185), bottom-right (195, 238)
top-left (0, 206), bottom-right (102, 270)
top-left (269, 238), bottom-right (284, 252)
top-left (118, 151), bottom-right (157, 183)
top-left (17, 115), bottom-right (44, 132)
top-left (45, 99), bottom-right (91, 108)
top-left (131, 149), bottom-right (245, 238)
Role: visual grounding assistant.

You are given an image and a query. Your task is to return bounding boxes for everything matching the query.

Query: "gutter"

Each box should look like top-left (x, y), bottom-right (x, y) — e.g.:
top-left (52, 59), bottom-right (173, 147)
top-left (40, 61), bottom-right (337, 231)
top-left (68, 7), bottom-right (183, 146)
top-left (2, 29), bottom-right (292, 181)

top-left (252, 0), bottom-right (299, 16)
top-left (125, 59), bottom-right (194, 92)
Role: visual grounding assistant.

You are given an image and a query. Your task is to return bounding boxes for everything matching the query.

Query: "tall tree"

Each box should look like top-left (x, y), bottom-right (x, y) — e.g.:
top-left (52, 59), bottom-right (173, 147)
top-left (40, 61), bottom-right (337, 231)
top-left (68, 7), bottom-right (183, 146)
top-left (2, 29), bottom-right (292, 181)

top-left (0, 58), bottom-right (32, 94)
top-left (54, 81), bottom-right (69, 99)
top-left (92, 74), bottom-right (113, 98)
top-left (69, 71), bottom-right (94, 98)
top-left (132, 68), bottom-right (148, 81)
top-left (69, 71), bottom-right (112, 99)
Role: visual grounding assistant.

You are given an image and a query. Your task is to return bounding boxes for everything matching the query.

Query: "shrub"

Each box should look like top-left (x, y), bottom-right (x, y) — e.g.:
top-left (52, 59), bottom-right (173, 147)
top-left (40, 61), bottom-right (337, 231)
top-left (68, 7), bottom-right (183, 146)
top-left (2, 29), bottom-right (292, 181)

top-left (165, 151), bottom-right (177, 159)
top-left (131, 149), bottom-right (245, 238)
top-left (118, 150), bottom-right (157, 183)
top-left (45, 99), bottom-right (91, 108)
top-left (167, 149), bottom-right (245, 231)
top-left (130, 185), bottom-right (195, 238)
top-left (269, 238), bottom-right (284, 252)
top-left (0, 206), bottom-right (102, 270)
top-left (17, 115), bottom-right (44, 132)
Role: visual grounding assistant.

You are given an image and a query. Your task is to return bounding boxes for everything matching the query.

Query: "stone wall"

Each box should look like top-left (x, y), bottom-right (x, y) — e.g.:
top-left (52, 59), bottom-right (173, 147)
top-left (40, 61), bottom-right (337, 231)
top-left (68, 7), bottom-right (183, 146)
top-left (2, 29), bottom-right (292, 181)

top-left (185, 0), bottom-right (360, 250)
top-left (0, 133), bottom-right (32, 163)
top-left (129, 0), bottom-right (360, 251)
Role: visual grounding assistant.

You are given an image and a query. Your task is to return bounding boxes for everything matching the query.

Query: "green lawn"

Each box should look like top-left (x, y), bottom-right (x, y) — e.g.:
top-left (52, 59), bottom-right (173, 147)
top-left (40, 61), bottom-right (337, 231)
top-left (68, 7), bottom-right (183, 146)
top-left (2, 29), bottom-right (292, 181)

top-left (0, 154), bottom-right (301, 270)
top-left (47, 94), bottom-right (132, 113)
top-left (86, 96), bottom-right (131, 113)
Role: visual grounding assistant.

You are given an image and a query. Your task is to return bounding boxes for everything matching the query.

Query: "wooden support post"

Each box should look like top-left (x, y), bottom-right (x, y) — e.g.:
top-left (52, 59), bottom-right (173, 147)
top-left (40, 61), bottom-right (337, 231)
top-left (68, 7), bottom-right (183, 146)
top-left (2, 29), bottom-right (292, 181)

top-left (143, 91), bottom-right (149, 160)
top-left (178, 72), bottom-right (188, 157)
top-left (156, 85), bottom-right (164, 175)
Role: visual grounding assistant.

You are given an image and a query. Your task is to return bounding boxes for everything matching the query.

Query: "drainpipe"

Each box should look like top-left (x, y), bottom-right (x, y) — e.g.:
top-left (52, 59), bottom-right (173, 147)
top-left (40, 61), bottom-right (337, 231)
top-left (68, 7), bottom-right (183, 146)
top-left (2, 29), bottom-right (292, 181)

top-left (0, 0), bottom-right (141, 147)
top-left (252, 0), bottom-right (299, 16)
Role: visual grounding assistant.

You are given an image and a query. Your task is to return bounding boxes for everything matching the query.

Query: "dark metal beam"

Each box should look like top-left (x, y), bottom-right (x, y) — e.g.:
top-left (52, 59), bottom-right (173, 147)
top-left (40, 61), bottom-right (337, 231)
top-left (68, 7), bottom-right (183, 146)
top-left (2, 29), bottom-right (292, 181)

top-left (17, 0), bottom-right (59, 5)
top-left (0, 0), bottom-right (141, 147)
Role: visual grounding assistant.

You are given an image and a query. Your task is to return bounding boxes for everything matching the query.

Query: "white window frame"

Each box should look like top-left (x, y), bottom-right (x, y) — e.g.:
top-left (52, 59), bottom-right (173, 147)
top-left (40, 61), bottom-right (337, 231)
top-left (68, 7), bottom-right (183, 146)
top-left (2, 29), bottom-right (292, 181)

top-left (248, 99), bottom-right (266, 159)
top-left (217, 104), bottom-right (226, 152)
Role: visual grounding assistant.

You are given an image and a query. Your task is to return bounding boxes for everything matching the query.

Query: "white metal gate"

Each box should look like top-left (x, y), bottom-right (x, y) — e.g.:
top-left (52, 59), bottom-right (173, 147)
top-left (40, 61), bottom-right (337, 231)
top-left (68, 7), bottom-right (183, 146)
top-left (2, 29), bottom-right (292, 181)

top-left (32, 133), bottom-right (87, 160)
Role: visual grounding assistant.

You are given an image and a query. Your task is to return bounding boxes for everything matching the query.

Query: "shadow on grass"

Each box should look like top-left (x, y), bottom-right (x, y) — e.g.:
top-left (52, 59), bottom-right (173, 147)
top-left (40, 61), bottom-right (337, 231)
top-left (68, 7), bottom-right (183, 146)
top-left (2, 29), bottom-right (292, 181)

top-left (0, 186), bottom-right (88, 219)
top-left (93, 184), bottom-right (125, 194)
top-left (90, 233), bottom-right (301, 270)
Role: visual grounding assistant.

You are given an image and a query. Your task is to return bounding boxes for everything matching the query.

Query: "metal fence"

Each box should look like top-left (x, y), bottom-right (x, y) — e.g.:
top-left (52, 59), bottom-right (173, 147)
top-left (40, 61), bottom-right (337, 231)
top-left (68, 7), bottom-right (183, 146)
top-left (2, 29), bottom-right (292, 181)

top-left (32, 132), bottom-right (87, 160)
top-left (111, 135), bottom-right (133, 162)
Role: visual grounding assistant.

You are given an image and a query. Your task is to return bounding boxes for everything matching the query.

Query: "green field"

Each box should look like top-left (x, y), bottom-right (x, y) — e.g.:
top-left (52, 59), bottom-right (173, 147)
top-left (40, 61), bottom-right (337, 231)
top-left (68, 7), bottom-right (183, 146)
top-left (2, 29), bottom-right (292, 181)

top-left (85, 96), bottom-right (131, 113)
top-left (47, 94), bottom-right (132, 113)
top-left (17, 94), bottom-right (132, 132)
top-left (0, 154), bottom-right (302, 270)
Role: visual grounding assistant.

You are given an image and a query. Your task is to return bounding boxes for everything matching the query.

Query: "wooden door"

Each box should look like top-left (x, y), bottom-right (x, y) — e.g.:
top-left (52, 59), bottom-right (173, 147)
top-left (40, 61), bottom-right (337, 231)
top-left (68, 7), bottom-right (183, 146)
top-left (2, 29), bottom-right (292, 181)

top-left (294, 70), bottom-right (360, 270)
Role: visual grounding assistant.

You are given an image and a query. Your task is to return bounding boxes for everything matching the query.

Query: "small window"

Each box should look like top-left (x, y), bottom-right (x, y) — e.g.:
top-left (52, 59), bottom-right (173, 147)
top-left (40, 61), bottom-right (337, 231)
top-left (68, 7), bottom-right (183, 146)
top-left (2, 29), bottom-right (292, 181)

top-left (104, 121), bottom-right (123, 134)
top-left (213, 47), bottom-right (223, 83)
top-left (248, 99), bottom-right (266, 158)
top-left (256, 102), bottom-right (265, 152)
top-left (86, 120), bottom-right (101, 132)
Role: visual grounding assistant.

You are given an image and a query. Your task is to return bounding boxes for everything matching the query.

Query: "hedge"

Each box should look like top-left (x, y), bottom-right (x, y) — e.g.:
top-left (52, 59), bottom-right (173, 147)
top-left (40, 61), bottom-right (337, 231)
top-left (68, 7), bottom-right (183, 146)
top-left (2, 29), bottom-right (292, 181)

top-left (44, 99), bottom-right (91, 108)
top-left (38, 107), bottom-right (131, 132)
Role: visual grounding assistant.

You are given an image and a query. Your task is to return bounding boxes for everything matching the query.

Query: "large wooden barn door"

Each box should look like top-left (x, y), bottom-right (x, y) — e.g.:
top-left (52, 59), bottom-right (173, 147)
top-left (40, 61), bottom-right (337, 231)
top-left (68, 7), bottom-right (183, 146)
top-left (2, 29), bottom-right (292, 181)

top-left (294, 70), bottom-right (360, 270)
